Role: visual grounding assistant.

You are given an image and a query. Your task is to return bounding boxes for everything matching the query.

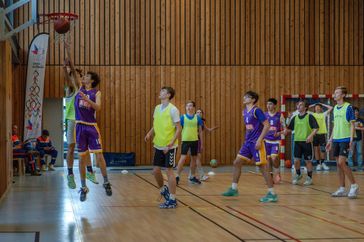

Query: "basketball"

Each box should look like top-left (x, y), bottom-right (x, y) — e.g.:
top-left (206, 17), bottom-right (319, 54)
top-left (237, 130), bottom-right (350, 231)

top-left (54, 17), bottom-right (70, 34)
top-left (285, 159), bottom-right (292, 168)
top-left (210, 159), bottom-right (218, 168)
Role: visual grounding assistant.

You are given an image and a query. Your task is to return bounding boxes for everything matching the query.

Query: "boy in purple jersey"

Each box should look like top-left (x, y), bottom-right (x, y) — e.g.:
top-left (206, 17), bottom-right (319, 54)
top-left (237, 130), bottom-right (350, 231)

top-left (265, 98), bottom-right (286, 184)
top-left (75, 71), bottom-right (112, 202)
top-left (222, 91), bottom-right (277, 203)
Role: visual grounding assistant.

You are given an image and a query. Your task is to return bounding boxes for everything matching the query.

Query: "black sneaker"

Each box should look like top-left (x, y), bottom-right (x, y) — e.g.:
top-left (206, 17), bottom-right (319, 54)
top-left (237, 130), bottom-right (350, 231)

top-left (160, 185), bottom-right (170, 200)
top-left (103, 182), bottom-right (112, 196)
top-left (176, 176), bottom-right (180, 185)
top-left (189, 177), bottom-right (201, 184)
top-left (79, 187), bottom-right (89, 202)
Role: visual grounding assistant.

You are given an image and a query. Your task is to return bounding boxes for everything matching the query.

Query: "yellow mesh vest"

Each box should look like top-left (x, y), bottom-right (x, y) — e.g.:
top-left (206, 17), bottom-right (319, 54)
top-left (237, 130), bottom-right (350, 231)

top-left (333, 102), bottom-right (352, 140)
top-left (181, 114), bottom-right (198, 141)
top-left (313, 113), bottom-right (327, 134)
top-left (153, 104), bottom-right (178, 147)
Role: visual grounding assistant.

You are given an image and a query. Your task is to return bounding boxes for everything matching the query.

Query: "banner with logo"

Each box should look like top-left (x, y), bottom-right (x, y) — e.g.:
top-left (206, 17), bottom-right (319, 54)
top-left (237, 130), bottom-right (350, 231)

top-left (23, 33), bottom-right (49, 141)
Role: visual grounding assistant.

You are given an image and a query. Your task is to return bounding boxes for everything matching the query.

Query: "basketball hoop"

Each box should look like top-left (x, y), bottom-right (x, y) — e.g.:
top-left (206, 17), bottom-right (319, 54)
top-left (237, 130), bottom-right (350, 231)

top-left (38, 12), bottom-right (78, 44)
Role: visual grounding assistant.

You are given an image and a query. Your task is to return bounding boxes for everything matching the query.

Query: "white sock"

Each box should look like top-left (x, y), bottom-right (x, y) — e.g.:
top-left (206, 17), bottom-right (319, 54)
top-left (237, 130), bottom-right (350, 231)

top-left (232, 183), bottom-right (238, 190)
top-left (169, 194), bottom-right (176, 200)
top-left (339, 186), bottom-right (346, 191)
top-left (351, 184), bottom-right (358, 188)
top-left (268, 188), bottom-right (275, 195)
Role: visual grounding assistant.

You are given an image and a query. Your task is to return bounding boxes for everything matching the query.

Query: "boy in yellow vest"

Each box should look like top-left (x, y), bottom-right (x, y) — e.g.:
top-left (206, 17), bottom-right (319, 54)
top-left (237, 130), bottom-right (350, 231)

top-left (285, 100), bottom-right (319, 186)
top-left (145, 87), bottom-right (182, 208)
top-left (326, 86), bottom-right (359, 198)
top-left (175, 100), bottom-right (204, 184)
top-left (308, 103), bottom-right (333, 171)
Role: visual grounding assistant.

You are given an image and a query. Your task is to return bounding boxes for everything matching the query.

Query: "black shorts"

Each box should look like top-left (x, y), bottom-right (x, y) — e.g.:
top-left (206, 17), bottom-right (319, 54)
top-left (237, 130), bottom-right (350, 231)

top-left (153, 148), bottom-right (177, 168)
top-left (313, 134), bottom-right (326, 147)
top-left (181, 141), bottom-right (198, 156)
top-left (294, 141), bottom-right (313, 161)
top-left (333, 142), bottom-right (350, 157)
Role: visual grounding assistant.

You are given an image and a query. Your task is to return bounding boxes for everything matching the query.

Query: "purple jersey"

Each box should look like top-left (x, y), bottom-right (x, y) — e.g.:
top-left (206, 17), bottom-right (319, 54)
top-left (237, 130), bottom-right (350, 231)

top-left (75, 87), bottom-right (99, 125)
top-left (243, 106), bottom-right (266, 143)
top-left (265, 112), bottom-right (282, 142)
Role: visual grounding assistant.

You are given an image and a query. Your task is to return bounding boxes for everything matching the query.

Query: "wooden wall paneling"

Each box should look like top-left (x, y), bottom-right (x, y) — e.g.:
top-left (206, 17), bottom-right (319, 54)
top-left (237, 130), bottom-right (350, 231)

top-left (348, 0), bottom-right (353, 65)
top-left (256, 0), bottom-right (261, 65)
top-left (344, 0), bottom-right (349, 65)
top-left (231, 0), bottom-right (236, 65)
top-left (0, 41), bottom-right (13, 198)
top-left (224, 0), bottom-right (230, 65)
top-left (130, 0), bottom-right (136, 65)
top-left (314, 0), bottom-right (320, 65)
top-left (353, 0), bottom-right (359, 65)
top-left (161, 0), bottom-right (166, 65)
top-left (270, 0), bottom-right (276, 65)
top-left (210, 0), bottom-right (215, 65)
top-left (155, 0), bottom-right (161, 65)
top-left (180, 0), bottom-right (185, 65)
top-left (245, 0), bottom-right (250, 65)
top-left (275, 0), bottom-right (280, 65)
top-left (194, 0), bottom-right (200, 65)
top-left (251, 0), bottom-right (256, 65)
top-left (293, 0), bottom-right (299, 65)
top-left (200, 0), bottom-right (205, 65)
top-left (329, 0), bottom-right (334, 65)
top-left (299, 0), bottom-right (304, 65)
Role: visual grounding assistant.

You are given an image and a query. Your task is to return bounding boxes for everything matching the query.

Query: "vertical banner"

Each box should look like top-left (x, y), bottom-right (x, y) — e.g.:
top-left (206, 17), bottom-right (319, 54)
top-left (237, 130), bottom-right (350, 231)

top-left (23, 33), bottom-right (49, 141)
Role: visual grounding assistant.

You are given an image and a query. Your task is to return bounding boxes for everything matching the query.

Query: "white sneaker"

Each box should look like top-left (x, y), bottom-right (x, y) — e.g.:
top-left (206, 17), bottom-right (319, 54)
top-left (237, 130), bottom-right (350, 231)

top-left (303, 176), bottom-right (313, 186)
top-left (331, 188), bottom-right (347, 197)
top-left (348, 184), bottom-right (359, 199)
top-left (316, 164), bottom-right (322, 171)
top-left (200, 175), bottom-right (209, 181)
top-left (292, 174), bottom-right (303, 185)
top-left (322, 163), bottom-right (330, 171)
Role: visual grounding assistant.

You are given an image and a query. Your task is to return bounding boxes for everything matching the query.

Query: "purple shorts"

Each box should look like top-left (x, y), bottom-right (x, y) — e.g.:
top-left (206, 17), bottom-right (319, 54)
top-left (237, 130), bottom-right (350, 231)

top-left (238, 142), bottom-right (267, 165)
top-left (76, 123), bottom-right (103, 154)
top-left (264, 142), bottom-right (280, 157)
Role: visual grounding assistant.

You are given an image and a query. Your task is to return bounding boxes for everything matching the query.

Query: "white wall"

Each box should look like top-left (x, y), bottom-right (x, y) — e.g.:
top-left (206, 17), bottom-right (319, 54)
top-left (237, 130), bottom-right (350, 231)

top-left (42, 98), bottom-right (64, 167)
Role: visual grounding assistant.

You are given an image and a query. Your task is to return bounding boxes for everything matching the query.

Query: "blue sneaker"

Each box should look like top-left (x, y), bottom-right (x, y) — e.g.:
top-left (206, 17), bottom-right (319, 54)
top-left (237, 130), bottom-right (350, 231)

top-left (159, 199), bottom-right (177, 209)
top-left (222, 187), bottom-right (239, 197)
top-left (189, 177), bottom-right (201, 184)
top-left (79, 187), bottom-right (89, 202)
top-left (259, 192), bottom-right (278, 203)
top-left (160, 185), bottom-right (170, 200)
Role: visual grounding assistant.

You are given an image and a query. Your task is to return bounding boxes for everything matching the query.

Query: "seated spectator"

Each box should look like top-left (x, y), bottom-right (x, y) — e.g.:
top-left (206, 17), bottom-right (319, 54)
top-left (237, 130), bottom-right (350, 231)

top-left (36, 129), bottom-right (58, 171)
top-left (12, 125), bottom-right (41, 176)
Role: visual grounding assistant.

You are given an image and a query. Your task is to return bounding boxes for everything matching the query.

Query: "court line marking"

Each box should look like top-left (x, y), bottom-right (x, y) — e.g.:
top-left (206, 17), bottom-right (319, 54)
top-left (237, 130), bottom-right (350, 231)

top-left (226, 206), bottom-right (301, 242)
top-left (134, 173), bottom-right (245, 242)
top-left (282, 205), bottom-right (364, 236)
top-left (174, 180), bottom-right (298, 241)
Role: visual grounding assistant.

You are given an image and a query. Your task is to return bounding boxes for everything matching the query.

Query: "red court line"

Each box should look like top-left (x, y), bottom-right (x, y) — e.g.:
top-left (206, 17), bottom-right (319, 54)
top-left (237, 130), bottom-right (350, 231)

top-left (226, 206), bottom-right (301, 242)
top-left (282, 205), bottom-right (364, 236)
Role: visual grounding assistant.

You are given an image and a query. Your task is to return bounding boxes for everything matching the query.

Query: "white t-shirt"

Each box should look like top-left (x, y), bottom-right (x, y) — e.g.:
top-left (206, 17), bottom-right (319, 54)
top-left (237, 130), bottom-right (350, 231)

top-left (153, 103), bottom-right (180, 150)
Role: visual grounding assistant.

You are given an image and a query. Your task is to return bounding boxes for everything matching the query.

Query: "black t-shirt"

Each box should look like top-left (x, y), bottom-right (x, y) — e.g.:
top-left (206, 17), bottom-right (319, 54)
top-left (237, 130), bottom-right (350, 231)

top-left (354, 118), bottom-right (364, 141)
